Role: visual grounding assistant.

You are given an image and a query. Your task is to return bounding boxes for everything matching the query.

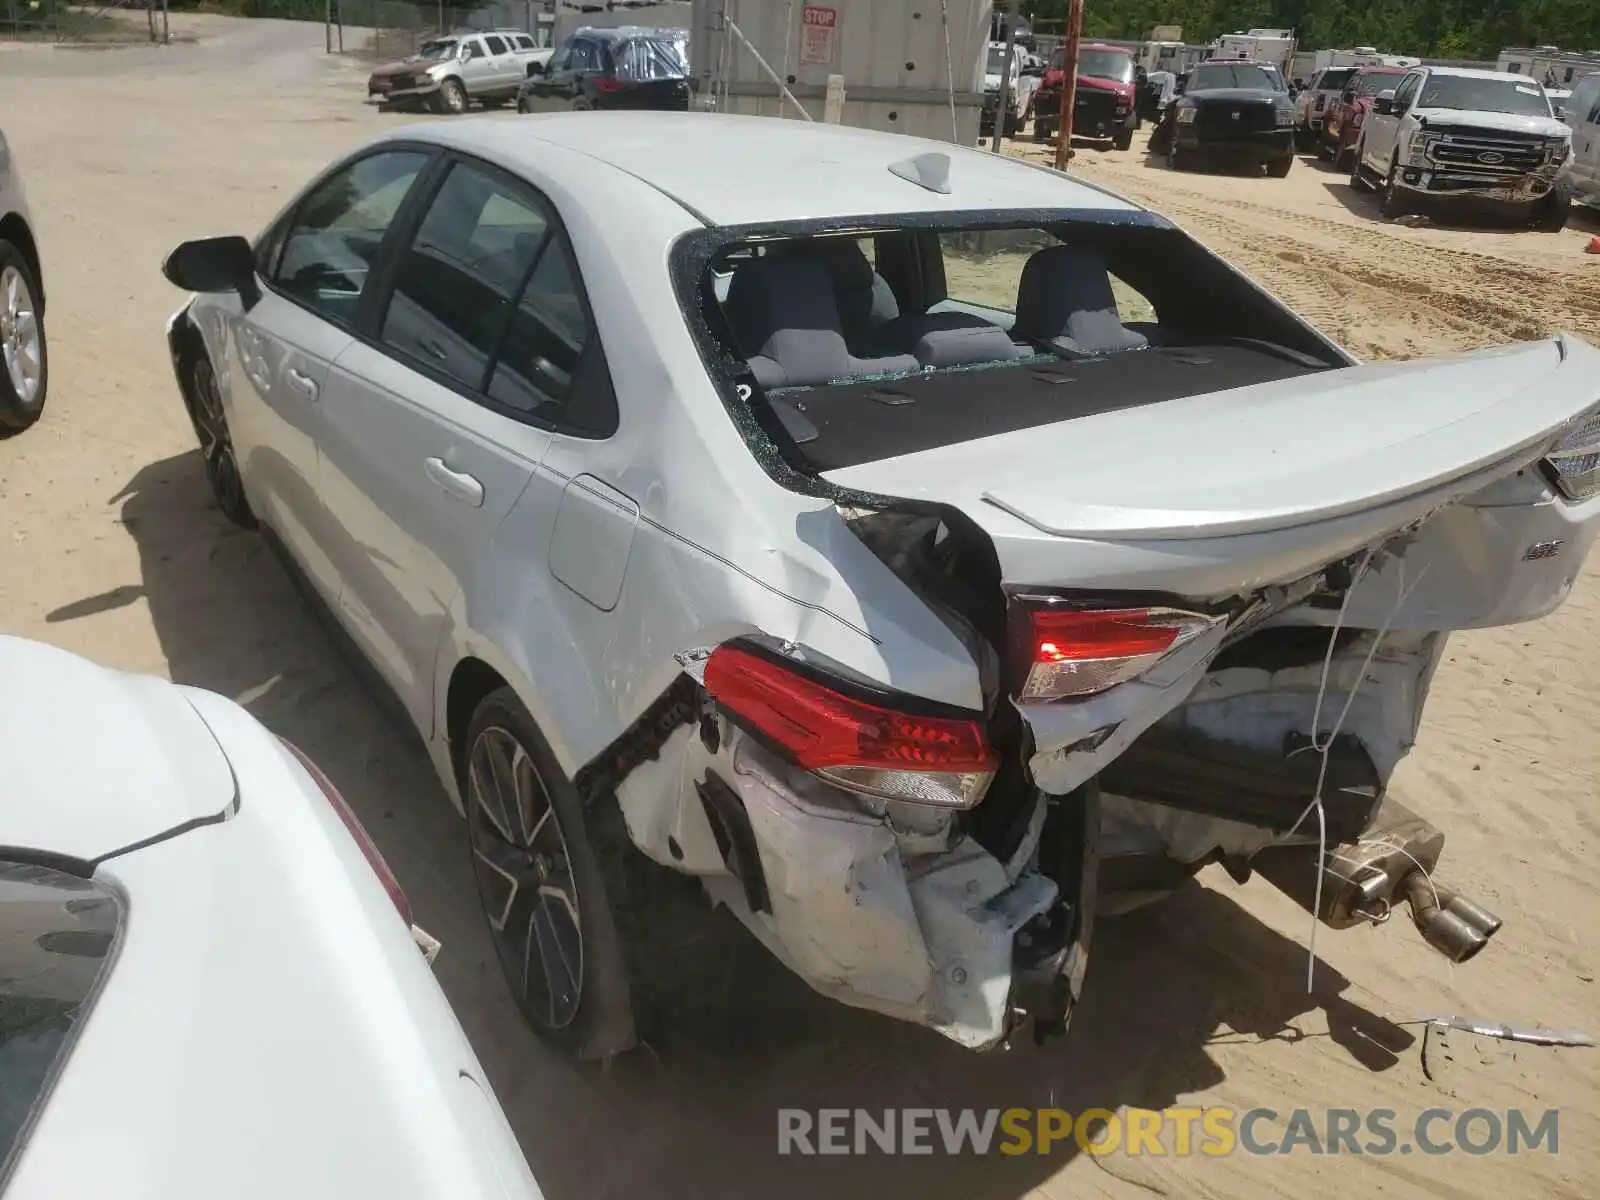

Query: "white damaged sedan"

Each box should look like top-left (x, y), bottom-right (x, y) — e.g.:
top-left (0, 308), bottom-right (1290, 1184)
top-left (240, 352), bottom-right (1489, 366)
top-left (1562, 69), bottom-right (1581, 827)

top-left (161, 112), bottom-right (1600, 1058)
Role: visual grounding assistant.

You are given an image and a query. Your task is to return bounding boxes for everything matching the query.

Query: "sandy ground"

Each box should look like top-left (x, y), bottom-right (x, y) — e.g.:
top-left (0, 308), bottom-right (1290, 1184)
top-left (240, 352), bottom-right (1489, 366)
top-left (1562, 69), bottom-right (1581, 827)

top-left (2, 18), bottom-right (1598, 1198)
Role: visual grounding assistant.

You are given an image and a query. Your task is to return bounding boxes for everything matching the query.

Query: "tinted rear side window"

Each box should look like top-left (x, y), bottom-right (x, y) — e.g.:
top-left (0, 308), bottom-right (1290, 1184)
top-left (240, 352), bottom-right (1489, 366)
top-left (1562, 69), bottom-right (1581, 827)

top-left (0, 862), bottom-right (123, 1185)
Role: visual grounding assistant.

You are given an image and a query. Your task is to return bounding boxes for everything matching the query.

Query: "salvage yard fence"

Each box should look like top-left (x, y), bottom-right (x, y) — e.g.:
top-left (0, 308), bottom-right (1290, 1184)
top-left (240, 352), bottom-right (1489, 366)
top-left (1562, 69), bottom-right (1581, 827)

top-left (2, 0), bottom-right (170, 43)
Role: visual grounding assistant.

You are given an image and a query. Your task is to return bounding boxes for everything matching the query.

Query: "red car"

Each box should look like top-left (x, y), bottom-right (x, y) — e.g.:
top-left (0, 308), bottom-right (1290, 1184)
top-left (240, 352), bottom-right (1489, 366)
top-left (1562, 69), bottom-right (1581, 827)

top-left (1318, 66), bottom-right (1411, 166)
top-left (1031, 43), bottom-right (1140, 149)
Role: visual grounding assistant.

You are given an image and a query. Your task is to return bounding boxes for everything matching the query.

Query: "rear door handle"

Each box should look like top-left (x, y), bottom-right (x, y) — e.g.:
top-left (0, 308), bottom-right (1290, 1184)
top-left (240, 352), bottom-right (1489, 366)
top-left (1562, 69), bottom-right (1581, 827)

top-left (285, 367), bottom-right (319, 399)
top-left (425, 456), bottom-right (484, 508)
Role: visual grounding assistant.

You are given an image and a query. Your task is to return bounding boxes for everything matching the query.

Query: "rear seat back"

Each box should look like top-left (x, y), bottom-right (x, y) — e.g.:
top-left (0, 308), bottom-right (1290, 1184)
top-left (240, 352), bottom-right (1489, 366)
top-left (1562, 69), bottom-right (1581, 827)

top-left (725, 257), bottom-right (919, 389)
top-left (1013, 245), bottom-right (1149, 357)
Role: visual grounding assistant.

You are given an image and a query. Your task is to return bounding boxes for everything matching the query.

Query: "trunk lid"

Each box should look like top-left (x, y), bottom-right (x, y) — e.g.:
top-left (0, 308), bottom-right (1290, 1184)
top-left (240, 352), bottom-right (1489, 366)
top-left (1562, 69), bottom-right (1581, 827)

top-left (823, 337), bottom-right (1599, 592)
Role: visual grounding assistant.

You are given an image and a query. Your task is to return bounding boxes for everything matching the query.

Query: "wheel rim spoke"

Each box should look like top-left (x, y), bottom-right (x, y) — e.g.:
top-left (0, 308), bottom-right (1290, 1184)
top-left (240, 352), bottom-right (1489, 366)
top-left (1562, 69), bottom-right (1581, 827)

top-left (467, 724), bottom-right (584, 1031)
top-left (0, 267), bottom-right (40, 404)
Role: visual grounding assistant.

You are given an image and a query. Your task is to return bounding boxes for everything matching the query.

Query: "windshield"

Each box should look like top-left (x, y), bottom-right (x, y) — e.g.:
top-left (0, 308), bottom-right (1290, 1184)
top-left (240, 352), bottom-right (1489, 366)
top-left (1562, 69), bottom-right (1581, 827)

top-left (1417, 75), bottom-right (1552, 117)
top-left (1079, 50), bottom-right (1135, 84)
top-left (416, 38), bottom-right (457, 59)
top-left (1354, 71), bottom-right (1405, 96)
top-left (1319, 68), bottom-right (1355, 90)
top-left (1187, 62), bottom-right (1285, 93)
top-left (613, 35), bottom-right (688, 81)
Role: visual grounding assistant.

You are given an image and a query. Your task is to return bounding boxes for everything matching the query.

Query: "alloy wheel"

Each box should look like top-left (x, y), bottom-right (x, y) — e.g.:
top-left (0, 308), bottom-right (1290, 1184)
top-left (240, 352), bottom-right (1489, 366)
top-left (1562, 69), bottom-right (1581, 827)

top-left (467, 725), bottom-right (585, 1032)
top-left (189, 357), bottom-right (249, 521)
top-left (0, 265), bottom-right (42, 408)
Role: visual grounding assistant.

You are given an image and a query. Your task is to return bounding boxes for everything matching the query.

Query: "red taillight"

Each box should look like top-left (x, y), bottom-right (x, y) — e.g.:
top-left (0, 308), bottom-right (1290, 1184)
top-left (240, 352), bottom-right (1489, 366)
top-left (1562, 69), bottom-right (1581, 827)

top-left (702, 642), bottom-right (996, 808)
top-left (1016, 605), bottom-right (1220, 702)
top-left (593, 74), bottom-right (628, 93)
top-left (280, 738), bottom-right (412, 926)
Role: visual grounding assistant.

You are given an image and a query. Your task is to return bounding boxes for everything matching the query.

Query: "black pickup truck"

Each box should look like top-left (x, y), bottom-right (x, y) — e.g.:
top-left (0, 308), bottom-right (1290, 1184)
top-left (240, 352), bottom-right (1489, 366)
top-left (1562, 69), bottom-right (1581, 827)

top-left (1148, 60), bottom-right (1298, 176)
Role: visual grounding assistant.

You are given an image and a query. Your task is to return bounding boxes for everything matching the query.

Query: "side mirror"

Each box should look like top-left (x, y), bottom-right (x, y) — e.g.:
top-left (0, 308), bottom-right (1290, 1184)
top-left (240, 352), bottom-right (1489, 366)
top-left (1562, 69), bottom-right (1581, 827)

top-left (1373, 89), bottom-right (1396, 115)
top-left (162, 236), bottom-right (257, 304)
top-left (527, 60), bottom-right (545, 77)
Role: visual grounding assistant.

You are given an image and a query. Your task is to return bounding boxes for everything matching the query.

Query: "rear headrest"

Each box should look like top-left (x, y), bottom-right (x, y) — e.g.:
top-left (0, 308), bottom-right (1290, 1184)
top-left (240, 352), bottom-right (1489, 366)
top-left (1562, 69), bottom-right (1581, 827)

top-left (775, 239), bottom-right (881, 336)
top-left (1013, 245), bottom-right (1148, 357)
top-left (725, 257), bottom-right (918, 388)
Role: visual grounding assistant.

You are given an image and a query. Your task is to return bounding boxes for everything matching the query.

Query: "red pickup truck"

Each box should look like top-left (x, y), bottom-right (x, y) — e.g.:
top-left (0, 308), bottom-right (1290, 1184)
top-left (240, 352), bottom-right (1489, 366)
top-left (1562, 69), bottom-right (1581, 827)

top-left (1318, 65), bottom-right (1411, 167)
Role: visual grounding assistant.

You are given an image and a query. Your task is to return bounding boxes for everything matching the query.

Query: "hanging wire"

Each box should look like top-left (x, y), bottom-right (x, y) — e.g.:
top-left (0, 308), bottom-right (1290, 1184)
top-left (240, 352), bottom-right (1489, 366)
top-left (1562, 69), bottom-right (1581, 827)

top-left (1281, 547), bottom-right (1433, 992)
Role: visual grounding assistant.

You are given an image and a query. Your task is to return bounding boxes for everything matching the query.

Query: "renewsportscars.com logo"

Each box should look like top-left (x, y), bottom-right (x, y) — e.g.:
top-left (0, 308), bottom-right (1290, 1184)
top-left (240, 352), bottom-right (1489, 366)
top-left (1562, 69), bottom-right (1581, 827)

top-left (777, 1107), bottom-right (1561, 1157)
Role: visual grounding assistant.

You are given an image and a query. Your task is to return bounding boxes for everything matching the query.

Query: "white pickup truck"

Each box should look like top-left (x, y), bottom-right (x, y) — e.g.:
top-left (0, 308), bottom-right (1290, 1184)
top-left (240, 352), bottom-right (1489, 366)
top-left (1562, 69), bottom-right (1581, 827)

top-left (1352, 65), bottom-right (1572, 230)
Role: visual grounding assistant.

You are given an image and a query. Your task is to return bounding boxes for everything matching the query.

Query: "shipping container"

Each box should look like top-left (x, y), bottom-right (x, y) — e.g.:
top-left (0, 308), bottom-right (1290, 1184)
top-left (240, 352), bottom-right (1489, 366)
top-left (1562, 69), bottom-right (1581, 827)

top-left (689, 0), bottom-right (994, 144)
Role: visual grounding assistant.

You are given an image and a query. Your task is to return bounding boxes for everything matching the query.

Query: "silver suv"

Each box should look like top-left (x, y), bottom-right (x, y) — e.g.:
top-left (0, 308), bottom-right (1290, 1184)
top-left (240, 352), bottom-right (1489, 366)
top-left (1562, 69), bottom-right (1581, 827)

top-left (367, 30), bottom-right (551, 114)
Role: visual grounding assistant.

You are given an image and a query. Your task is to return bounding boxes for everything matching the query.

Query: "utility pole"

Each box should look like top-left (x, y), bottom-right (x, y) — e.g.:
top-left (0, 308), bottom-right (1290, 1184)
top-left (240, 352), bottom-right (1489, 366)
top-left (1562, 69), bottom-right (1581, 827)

top-left (988, 0), bottom-right (1021, 152)
top-left (1052, 0), bottom-right (1083, 170)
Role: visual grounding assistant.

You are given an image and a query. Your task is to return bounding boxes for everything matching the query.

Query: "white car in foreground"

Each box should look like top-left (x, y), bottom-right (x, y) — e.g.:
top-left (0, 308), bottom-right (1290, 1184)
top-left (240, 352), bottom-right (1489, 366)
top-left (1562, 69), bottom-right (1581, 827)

top-left (0, 636), bottom-right (544, 1199)
top-left (161, 112), bottom-right (1600, 1061)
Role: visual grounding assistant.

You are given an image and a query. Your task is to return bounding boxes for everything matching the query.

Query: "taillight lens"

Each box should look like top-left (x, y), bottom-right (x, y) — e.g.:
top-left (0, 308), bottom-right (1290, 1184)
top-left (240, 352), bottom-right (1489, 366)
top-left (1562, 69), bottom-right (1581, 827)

top-left (593, 74), bottom-right (628, 93)
top-left (702, 642), bottom-right (997, 809)
top-left (280, 738), bottom-right (413, 925)
top-left (1544, 409), bottom-right (1600, 503)
top-left (1014, 605), bottom-right (1220, 701)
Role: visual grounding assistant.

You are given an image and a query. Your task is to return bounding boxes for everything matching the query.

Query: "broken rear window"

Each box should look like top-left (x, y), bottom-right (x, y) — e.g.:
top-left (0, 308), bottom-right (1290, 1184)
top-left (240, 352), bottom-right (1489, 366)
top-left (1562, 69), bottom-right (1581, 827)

top-left (684, 216), bottom-right (1346, 473)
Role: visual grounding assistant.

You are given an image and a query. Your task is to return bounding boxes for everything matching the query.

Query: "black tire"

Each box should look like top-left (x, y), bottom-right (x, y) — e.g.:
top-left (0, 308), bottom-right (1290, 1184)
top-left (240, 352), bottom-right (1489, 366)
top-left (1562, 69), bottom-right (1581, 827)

top-left (1379, 158), bottom-right (1409, 216)
top-left (1114, 128), bottom-right (1134, 152)
top-left (1315, 135), bottom-right (1334, 162)
top-left (0, 240), bottom-right (48, 434)
top-left (1533, 182), bottom-right (1571, 232)
top-left (1268, 152), bottom-right (1294, 178)
top-left (1295, 125), bottom-right (1313, 152)
top-left (435, 77), bottom-right (468, 115)
top-left (462, 688), bottom-right (650, 1060)
top-left (1033, 120), bottom-right (1053, 143)
top-left (1168, 143), bottom-right (1192, 171)
top-left (183, 353), bottom-right (255, 528)
top-left (1349, 142), bottom-right (1372, 192)
top-left (572, 97), bottom-right (593, 112)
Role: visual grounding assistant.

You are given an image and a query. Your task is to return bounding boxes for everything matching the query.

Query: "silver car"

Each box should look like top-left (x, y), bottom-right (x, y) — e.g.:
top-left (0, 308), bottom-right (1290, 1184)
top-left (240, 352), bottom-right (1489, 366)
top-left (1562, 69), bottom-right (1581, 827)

top-left (0, 125), bottom-right (47, 433)
top-left (161, 112), bottom-right (1600, 1061)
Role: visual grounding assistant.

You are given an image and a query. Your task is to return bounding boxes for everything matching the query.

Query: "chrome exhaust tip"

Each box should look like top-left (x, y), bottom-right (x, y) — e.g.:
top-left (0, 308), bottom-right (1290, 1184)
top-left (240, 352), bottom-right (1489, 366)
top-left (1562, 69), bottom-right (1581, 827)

top-left (1403, 874), bottom-right (1500, 964)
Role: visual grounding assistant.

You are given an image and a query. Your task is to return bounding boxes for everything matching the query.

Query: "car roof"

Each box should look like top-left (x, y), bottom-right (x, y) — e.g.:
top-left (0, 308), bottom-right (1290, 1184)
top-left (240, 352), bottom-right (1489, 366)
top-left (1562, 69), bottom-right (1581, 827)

top-left (405, 112), bottom-right (1140, 227)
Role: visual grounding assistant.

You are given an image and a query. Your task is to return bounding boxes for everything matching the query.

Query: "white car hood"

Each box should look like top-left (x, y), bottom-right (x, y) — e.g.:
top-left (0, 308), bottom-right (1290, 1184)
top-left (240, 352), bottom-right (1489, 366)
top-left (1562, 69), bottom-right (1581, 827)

top-left (1415, 107), bottom-right (1569, 138)
top-left (0, 636), bottom-right (236, 861)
